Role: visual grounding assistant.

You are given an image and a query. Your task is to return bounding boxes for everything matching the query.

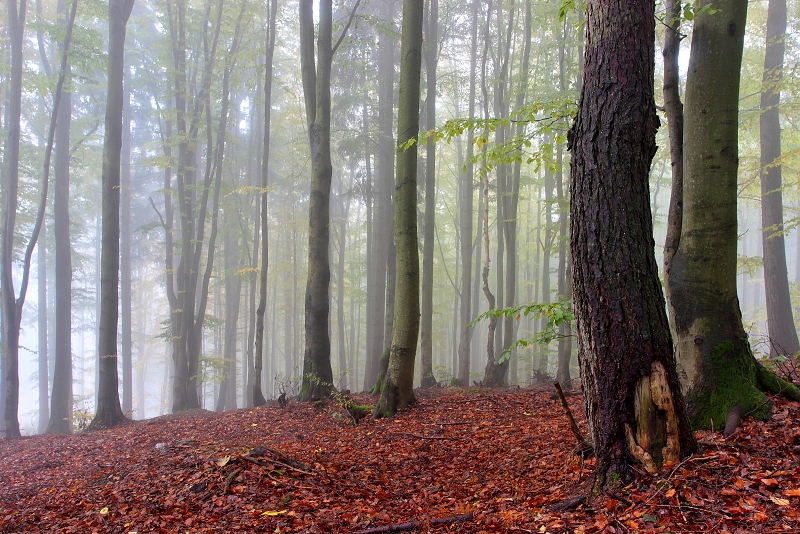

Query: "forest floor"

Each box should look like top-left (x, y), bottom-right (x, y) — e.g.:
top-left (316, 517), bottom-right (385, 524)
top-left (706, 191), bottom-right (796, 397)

top-left (0, 386), bottom-right (799, 533)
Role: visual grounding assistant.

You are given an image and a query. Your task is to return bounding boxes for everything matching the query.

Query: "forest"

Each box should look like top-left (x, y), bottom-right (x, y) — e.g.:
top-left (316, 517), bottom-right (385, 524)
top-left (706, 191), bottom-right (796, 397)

top-left (1, 0), bottom-right (800, 529)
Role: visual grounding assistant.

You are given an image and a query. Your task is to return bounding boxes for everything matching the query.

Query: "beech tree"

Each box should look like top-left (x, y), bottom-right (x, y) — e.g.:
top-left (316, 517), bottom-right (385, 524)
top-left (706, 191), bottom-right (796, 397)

top-left (665, 0), bottom-right (800, 433)
top-left (89, 0), bottom-right (134, 430)
top-left (569, 0), bottom-right (697, 483)
top-left (759, 0), bottom-right (798, 357)
top-left (374, 0), bottom-right (423, 418)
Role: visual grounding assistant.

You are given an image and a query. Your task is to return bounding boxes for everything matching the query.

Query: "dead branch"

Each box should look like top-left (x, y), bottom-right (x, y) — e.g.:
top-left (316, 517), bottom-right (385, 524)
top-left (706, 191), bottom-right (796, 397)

top-left (554, 382), bottom-right (594, 458)
top-left (391, 432), bottom-right (464, 441)
top-left (224, 467), bottom-right (242, 493)
top-left (549, 496), bottom-right (586, 512)
top-left (241, 455), bottom-right (315, 477)
top-left (349, 513), bottom-right (473, 534)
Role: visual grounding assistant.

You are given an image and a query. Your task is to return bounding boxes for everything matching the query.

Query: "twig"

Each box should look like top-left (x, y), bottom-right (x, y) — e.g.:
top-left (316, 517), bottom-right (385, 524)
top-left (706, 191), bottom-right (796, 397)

top-left (554, 382), bottom-right (593, 458)
top-left (349, 513), bottom-right (473, 534)
top-left (698, 439), bottom-right (754, 451)
top-left (391, 432), bottom-right (464, 441)
top-left (224, 467), bottom-right (242, 493)
top-left (241, 455), bottom-right (315, 477)
top-left (549, 496), bottom-right (585, 512)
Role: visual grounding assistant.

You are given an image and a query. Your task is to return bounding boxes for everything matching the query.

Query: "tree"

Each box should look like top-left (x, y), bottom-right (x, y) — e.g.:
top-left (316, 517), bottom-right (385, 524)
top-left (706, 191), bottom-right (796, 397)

top-left (374, 0), bottom-right (423, 418)
top-left (419, 0), bottom-right (438, 388)
top-left (46, 0), bottom-right (77, 434)
top-left (666, 0), bottom-right (800, 433)
top-left (456, 0), bottom-right (480, 387)
top-left (298, 0), bottom-right (360, 400)
top-left (89, 0), bottom-right (134, 430)
top-left (759, 0), bottom-right (798, 357)
top-left (569, 0), bottom-right (697, 483)
top-left (253, 0), bottom-right (278, 407)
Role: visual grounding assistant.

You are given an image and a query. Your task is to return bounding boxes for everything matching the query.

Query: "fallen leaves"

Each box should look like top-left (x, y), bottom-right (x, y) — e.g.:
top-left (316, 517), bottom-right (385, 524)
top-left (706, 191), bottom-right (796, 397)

top-left (0, 387), bottom-right (798, 533)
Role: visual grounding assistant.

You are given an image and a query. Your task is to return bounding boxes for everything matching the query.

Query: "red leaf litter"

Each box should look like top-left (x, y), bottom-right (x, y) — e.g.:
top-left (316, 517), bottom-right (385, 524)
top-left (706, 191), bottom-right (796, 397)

top-left (1, 387), bottom-right (798, 533)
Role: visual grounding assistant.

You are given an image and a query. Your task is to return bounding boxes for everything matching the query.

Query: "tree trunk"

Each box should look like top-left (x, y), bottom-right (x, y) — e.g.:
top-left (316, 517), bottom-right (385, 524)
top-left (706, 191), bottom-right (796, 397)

top-left (759, 0), bottom-right (798, 356)
top-left (121, 82), bottom-right (132, 416)
top-left (254, 0), bottom-right (277, 406)
top-left (299, 0), bottom-right (335, 400)
top-left (569, 0), bottom-right (697, 483)
top-left (336, 169), bottom-right (352, 389)
top-left (667, 0), bottom-right (800, 431)
top-left (90, 0), bottom-right (134, 430)
top-left (375, 0), bottom-right (424, 417)
top-left (419, 0), bottom-right (438, 388)
top-left (365, 0), bottom-right (395, 391)
top-left (457, 0), bottom-right (480, 388)
top-left (37, 234), bottom-right (49, 433)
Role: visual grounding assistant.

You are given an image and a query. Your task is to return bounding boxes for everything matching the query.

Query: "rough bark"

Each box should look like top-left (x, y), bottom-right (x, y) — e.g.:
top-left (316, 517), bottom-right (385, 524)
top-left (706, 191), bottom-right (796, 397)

top-left (375, 0), bottom-right (424, 417)
top-left (569, 0), bottom-right (697, 483)
top-left (89, 0), bottom-right (134, 430)
top-left (759, 0), bottom-right (798, 356)
top-left (667, 0), bottom-right (800, 431)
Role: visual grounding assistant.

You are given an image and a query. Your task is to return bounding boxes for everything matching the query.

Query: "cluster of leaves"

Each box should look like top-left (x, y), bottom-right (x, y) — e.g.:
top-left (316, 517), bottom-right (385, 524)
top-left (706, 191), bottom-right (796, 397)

top-left (472, 299), bottom-right (575, 365)
top-left (401, 96), bottom-right (577, 175)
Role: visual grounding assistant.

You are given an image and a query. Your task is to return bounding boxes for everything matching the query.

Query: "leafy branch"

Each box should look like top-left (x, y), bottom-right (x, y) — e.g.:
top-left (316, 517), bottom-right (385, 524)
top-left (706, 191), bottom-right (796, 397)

top-left (471, 299), bottom-right (575, 365)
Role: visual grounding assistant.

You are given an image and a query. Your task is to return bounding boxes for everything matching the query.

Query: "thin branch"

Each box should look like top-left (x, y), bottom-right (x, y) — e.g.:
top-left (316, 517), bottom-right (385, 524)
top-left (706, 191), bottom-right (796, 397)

top-left (331, 0), bottom-right (362, 57)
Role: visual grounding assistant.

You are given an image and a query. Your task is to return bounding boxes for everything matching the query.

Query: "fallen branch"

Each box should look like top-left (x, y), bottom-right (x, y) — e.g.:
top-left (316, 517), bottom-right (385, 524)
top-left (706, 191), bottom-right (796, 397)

top-left (350, 513), bottom-right (473, 534)
top-left (391, 432), bottom-right (464, 441)
top-left (241, 455), bottom-right (315, 477)
top-left (554, 382), bottom-right (593, 458)
top-left (549, 496), bottom-right (586, 512)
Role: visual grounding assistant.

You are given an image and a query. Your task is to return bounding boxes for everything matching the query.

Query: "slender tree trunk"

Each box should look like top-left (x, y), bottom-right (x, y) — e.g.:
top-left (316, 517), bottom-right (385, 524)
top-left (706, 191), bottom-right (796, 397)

top-left (759, 0), bottom-right (798, 356)
top-left (121, 82), bottom-right (132, 416)
top-left (90, 0), bottom-right (134, 430)
top-left (299, 0), bottom-right (335, 400)
top-left (420, 0), bottom-right (438, 388)
top-left (365, 0), bottom-right (395, 391)
top-left (375, 0), bottom-right (424, 417)
top-left (569, 0), bottom-right (697, 484)
top-left (37, 231), bottom-right (49, 433)
top-left (254, 0), bottom-right (277, 406)
top-left (457, 0), bottom-right (480, 387)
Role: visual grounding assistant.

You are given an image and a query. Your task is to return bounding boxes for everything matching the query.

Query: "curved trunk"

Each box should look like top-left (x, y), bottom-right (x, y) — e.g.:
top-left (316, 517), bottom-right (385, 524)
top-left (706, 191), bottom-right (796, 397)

top-left (668, 0), bottom-right (800, 431)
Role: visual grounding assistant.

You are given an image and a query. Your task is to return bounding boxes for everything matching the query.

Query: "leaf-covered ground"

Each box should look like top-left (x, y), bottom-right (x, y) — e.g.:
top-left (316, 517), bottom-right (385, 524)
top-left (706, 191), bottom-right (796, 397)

top-left (0, 387), bottom-right (799, 533)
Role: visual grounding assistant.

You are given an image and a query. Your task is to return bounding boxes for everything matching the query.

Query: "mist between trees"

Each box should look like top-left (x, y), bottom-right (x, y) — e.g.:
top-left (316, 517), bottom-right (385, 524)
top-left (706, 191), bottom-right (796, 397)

top-left (0, 0), bottom-right (798, 435)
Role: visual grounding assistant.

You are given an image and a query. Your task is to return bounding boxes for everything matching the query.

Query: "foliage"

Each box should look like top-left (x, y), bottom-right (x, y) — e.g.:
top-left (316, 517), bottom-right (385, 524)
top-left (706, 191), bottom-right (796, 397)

top-left (471, 299), bottom-right (575, 365)
top-left (1, 390), bottom-right (799, 532)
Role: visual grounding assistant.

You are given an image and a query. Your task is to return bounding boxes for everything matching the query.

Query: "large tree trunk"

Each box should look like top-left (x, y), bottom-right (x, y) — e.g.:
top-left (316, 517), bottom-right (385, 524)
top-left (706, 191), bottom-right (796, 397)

top-left (299, 0), bottom-right (335, 400)
top-left (375, 0), bottom-right (424, 417)
top-left (90, 0), bottom-right (134, 430)
top-left (569, 0), bottom-right (697, 483)
top-left (667, 0), bottom-right (800, 431)
top-left (419, 0), bottom-right (438, 388)
top-left (759, 0), bottom-right (798, 356)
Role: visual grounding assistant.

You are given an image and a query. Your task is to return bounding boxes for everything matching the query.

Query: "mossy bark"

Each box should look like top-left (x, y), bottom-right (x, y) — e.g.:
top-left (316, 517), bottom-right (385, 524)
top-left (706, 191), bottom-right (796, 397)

top-left (664, 0), bottom-right (796, 432)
